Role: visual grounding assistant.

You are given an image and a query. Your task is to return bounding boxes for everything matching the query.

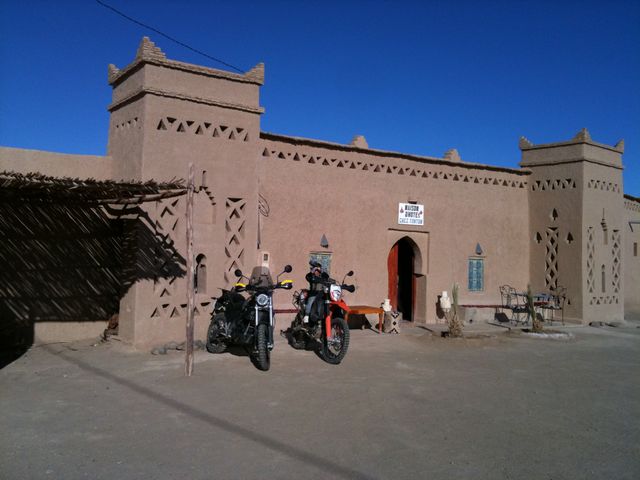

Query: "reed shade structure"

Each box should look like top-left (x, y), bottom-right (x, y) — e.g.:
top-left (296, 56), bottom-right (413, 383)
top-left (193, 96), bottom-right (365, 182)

top-left (1, 170), bottom-right (198, 374)
top-left (0, 171), bottom-right (186, 205)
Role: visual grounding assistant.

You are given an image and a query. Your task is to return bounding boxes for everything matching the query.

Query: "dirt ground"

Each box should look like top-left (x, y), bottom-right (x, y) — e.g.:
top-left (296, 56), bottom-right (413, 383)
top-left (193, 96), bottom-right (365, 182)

top-left (1, 322), bottom-right (639, 480)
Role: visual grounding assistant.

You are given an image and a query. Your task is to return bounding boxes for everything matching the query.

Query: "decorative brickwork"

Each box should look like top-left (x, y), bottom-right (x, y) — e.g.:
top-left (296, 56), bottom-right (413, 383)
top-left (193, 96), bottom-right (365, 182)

top-left (587, 226), bottom-right (595, 294)
top-left (612, 230), bottom-right (621, 294)
top-left (224, 198), bottom-right (246, 283)
top-left (156, 116), bottom-right (249, 142)
top-left (590, 295), bottom-right (619, 305)
top-left (262, 148), bottom-right (526, 188)
top-left (587, 179), bottom-right (621, 193)
top-left (150, 197), bottom-right (185, 321)
top-left (530, 179), bottom-right (576, 191)
top-left (114, 117), bottom-right (140, 133)
top-left (545, 227), bottom-right (559, 289)
top-left (624, 199), bottom-right (640, 212)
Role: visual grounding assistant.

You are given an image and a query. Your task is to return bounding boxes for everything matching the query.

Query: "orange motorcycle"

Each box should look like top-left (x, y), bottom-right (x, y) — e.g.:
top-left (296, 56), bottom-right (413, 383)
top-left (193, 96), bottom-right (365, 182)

top-left (285, 266), bottom-right (355, 364)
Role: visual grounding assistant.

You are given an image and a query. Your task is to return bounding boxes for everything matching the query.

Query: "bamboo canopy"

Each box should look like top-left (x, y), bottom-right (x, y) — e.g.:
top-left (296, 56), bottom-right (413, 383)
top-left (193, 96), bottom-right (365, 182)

top-left (0, 170), bottom-right (186, 205)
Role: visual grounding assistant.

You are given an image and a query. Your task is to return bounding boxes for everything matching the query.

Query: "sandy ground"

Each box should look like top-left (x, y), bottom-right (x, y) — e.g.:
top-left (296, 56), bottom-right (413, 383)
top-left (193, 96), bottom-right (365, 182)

top-left (1, 322), bottom-right (639, 480)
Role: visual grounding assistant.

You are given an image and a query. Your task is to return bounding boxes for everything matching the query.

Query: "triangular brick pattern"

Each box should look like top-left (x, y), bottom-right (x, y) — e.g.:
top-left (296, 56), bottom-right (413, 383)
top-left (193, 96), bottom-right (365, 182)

top-left (261, 147), bottom-right (526, 189)
top-left (587, 179), bottom-right (621, 193)
top-left (224, 198), bottom-right (246, 283)
top-left (590, 294), bottom-right (619, 306)
top-left (530, 178), bottom-right (577, 191)
top-left (612, 230), bottom-right (621, 294)
top-left (156, 116), bottom-right (249, 142)
top-left (149, 197), bottom-right (185, 321)
top-left (178, 301), bottom-right (212, 319)
top-left (114, 117), bottom-right (140, 134)
top-left (545, 227), bottom-right (559, 290)
top-left (625, 199), bottom-right (640, 213)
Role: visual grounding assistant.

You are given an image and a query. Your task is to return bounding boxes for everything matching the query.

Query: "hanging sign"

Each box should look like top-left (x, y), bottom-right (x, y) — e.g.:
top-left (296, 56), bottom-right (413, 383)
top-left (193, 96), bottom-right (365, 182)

top-left (398, 203), bottom-right (424, 225)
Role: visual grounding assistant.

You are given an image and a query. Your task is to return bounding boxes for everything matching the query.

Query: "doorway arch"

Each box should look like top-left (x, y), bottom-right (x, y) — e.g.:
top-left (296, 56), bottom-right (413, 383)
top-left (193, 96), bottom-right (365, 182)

top-left (387, 236), bottom-right (422, 321)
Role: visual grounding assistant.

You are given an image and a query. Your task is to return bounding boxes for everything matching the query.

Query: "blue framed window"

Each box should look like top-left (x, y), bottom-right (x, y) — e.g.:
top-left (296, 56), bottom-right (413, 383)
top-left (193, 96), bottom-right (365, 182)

top-left (309, 252), bottom-right (332, 276)
top-left (468, 258), bottom-right (484, 292)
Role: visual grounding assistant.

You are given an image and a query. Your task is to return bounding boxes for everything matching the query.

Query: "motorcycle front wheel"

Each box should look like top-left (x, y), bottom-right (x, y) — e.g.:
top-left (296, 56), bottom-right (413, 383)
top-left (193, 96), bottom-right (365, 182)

top-left (205, 315), bottom-right (227, 354)
top-left (253, 323), bottom-right (270, 371)
top-left (319, 317), bottom-right (349, 365)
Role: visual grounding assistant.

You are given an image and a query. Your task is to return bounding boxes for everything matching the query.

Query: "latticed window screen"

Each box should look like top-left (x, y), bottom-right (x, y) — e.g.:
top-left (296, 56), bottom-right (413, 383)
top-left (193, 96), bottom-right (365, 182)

top-left (587, 227), bottom-right (595, 293)
top-left (224, 198), bottom-right (246, 283)
top-left (468, 258), bottom-right (484, 291)
top-left (545, 227), bottom-right (559, 289)
top-left (612, 230), bottom-right (621, 293)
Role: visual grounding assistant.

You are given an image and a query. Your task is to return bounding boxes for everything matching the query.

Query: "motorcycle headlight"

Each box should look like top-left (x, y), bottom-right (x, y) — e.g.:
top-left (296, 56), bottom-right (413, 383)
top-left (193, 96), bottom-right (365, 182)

top-left (330, 287), bottom-right (342, 302)
top-left (256, 293), bottom-right (270, 307)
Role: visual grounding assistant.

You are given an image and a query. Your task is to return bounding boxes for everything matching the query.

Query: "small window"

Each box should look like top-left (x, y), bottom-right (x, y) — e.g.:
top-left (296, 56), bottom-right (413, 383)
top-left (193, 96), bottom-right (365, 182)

top-left (195, 254), bottom-right (207, 294)
top-left (309, 252), bottom-right (332, 275)
top-left (634, 242), bottom-right (638, 257)
top-left (468, 257), bottom-right (484, 292)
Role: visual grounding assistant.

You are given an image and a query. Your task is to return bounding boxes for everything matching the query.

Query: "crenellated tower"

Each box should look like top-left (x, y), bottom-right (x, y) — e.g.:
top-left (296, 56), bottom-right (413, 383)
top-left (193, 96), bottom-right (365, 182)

top-left (521, 129), bottom-right (625, 323)
top-left (107, 37), bottom-right (264, 347)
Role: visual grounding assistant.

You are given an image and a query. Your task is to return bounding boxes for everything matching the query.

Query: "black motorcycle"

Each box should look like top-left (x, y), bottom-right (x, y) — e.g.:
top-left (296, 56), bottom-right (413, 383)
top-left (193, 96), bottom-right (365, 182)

top-left (206, 265), bottom-right (293, 371)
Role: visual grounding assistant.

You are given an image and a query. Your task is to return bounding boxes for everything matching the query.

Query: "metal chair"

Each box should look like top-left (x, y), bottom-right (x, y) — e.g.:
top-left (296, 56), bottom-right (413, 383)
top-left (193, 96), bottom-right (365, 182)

top-left (541, 286), bottom-right (566, 325)
top-left (499, 285), bottom-right (529, 325)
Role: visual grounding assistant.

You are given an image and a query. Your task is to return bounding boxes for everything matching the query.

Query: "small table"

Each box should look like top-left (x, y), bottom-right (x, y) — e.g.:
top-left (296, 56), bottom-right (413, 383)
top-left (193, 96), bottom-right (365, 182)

top-left (345, 305), bottom-right (384, 333)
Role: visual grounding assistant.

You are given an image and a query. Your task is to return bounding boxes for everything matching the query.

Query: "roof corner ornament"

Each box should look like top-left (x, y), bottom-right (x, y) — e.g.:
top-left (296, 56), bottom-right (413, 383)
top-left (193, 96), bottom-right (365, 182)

top-left (444, 148), bottom-right (461, 162)
top-left (246, 62), bottom-right (265, 84)
top-left (108, 64), bottom-right (120, 82)
top-left (136, 36), bottom-right (166, 61)
top-left (614, 139), bottom-right (625, 153)
top-left (350, 135), bottom-right (368, 149)
top-left (573, 128), bottom-right (591, 142)
top-left (518, 136), bottom-right (533, 150)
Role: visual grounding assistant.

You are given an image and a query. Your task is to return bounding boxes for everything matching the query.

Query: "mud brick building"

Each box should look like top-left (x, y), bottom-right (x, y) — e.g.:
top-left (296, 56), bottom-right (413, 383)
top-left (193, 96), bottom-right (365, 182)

top-left (1, 38), bottom-right (638, 349)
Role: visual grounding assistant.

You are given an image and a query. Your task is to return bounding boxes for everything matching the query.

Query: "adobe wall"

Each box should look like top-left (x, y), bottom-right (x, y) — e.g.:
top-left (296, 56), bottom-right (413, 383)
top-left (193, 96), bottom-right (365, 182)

top-left (623, 196), bottom-right (640, 319)
top-left (257, 134), bottom-right (531, 323)
top-left (582, 160), bottom-right (625, 323)
top-left (525, 159), bottom-right (583, 321)
top-left (0, 146), bottom-right (112, 179)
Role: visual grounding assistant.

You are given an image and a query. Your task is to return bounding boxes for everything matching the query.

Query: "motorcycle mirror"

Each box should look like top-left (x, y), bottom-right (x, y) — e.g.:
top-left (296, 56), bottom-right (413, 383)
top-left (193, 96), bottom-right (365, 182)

top-left (347, 270), bottom-right (354, 277)
top-left (284, 264), bottom-right (292, 273)
top-left (234, 269), bottom-right (243, 277)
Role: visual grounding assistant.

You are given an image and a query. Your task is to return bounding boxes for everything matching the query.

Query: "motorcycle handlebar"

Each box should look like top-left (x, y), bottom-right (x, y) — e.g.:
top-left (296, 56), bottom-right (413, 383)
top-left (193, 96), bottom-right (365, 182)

top-left (236, 282), bottom-right (292, 292)
top-left (342, 284), bottom-right (356, 293)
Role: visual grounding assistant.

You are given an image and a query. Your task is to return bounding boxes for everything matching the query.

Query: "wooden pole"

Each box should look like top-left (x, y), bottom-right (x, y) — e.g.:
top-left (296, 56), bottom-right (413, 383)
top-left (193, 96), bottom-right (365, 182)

top-left (185, 163), bottom-right (195, 376)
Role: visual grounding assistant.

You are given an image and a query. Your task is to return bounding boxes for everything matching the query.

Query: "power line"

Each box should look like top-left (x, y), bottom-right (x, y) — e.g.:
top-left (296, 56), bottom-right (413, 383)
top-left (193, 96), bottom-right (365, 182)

top-left (95, 0), bottom-right (245, 73)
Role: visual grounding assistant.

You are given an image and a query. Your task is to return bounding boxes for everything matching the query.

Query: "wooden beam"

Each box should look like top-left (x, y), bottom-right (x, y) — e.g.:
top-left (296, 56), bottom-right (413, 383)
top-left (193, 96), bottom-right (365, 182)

top-left (185, 163), bottom-right (195, 376)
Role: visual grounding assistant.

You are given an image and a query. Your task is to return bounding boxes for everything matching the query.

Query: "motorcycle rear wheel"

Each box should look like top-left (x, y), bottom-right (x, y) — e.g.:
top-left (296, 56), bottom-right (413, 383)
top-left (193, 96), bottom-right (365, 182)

top-left (254, 323), bottom-right (270, 371)
top-left (319, 317), bottom-right (349, 364)
top-left (205, 315), bottom-right (227, 354)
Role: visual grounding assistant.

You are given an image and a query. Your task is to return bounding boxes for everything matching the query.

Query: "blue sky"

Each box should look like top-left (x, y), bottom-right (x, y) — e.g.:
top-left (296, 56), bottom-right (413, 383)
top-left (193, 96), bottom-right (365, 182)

top-left (1, 0), bottom-right (639, 195)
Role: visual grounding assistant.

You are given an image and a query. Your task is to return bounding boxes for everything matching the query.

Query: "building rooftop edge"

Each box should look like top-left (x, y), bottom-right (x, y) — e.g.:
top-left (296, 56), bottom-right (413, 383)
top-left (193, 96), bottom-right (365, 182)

top-left (108, 37), bottom-right (264, 87)
top-left (0, 145), bottom-right (109, 160)
top-left (260, 132), bottom-right (528, 175)
top-left (519, 128), bottom-right (624, 154)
